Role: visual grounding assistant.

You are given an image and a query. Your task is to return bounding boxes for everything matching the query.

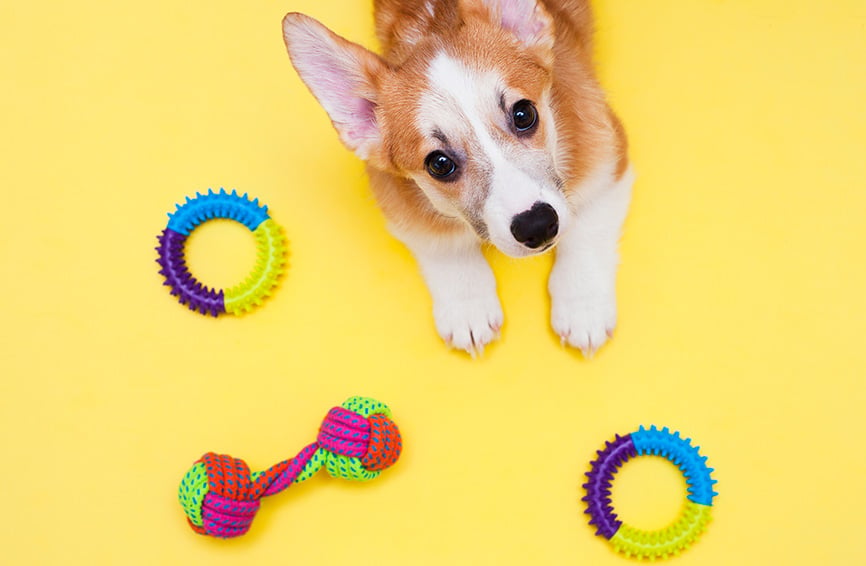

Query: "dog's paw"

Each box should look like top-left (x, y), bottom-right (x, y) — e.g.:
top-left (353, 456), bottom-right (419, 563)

top-left (551, 295), bottom-right (616, 357)
top-left (433, 295), bottom-right (504, 357)
top-left (550, 284), bottom-right (617, 358)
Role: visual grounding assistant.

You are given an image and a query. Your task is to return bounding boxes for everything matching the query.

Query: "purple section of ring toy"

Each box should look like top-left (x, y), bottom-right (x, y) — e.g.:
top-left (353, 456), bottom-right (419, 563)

top-left (581, 433), bottom-right (637, 539)
top-left (156, 228), bottom-right (225, 316)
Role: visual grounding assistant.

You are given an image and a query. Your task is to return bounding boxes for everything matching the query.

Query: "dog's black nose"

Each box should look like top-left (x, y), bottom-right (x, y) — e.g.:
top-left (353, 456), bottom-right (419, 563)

top-left (510, 202), bottom-right (559, 249)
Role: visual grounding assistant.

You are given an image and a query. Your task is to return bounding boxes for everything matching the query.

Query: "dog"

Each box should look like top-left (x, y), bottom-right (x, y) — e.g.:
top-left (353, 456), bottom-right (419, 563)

top-left (282, 0), bottom-right (633, 356)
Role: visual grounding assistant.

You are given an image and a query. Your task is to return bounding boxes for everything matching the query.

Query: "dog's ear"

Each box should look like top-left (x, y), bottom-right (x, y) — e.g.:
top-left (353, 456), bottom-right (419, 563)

top-left (469, 0), bottom-right (555, 61)
top-left (282, 13), bottom-right (387, 161)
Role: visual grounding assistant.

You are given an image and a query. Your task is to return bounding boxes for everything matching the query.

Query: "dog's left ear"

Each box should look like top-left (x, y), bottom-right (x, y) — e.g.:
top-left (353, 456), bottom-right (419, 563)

top-left (473, 0), bottom-right (555, 62)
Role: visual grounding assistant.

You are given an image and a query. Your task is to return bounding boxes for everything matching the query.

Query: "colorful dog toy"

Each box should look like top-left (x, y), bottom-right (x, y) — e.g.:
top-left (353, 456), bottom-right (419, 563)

top-left (582, 426), bottom-right (717, 560)
top-left (156, 189), bottom-right (288, 316)
top-left (178, 397), bottom-right (402, 538)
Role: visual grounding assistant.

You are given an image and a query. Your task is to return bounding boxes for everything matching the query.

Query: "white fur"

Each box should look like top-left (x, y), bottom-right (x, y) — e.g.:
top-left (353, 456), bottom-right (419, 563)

top-left (418, 53), bottom-right (569, 257)
top-left (283, 6), bottom-right (632, 357)
top-left (394, 226), bottom-right (504, 356)
top-left (549, 162), bottom-right (634, 355)
top-left (422, 54), bottom-right (506, 170)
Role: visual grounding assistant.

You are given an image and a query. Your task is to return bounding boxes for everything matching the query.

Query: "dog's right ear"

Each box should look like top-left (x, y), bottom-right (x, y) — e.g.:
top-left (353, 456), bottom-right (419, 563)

top-left (464, 0), bottom-right (555, 66)
top-left (282, 13), bottom-right (387, 161)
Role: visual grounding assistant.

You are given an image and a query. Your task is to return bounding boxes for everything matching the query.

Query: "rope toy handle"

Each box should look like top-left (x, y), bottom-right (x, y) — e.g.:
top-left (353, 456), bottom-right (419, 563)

top-left (178, 397), bottom-right (402, 538)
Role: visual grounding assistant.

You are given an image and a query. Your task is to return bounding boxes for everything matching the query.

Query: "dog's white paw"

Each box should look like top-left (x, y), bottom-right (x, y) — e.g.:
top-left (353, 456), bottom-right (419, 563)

top-left (433, 294), bottom-right (503, 357)
top-left (551, 294), bottom-right (616, 357)
top-left (550, 278), bottom-right (617, 358)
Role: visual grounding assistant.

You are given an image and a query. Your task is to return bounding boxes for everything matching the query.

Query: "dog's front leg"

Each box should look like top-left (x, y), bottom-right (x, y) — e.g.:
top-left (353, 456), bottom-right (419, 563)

top-left (396, 228), bottom-right (504, 356)
top-left (549, 166), bottom-right (634, 357)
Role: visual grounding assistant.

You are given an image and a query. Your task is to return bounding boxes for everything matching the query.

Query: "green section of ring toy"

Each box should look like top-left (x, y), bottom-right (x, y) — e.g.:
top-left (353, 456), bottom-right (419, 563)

top-left (610, 501), bottom-right (713, 560)
top-left (224, 218), bottom-right (288, 315)
top-left (178, 461), bottom-right (210, 527)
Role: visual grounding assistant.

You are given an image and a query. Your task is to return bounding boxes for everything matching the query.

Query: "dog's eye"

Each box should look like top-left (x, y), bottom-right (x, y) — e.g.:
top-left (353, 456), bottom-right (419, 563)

top-left (425, 151), bottom-right (457, 179)
top-left (512, 100), bottom-right (538, 133)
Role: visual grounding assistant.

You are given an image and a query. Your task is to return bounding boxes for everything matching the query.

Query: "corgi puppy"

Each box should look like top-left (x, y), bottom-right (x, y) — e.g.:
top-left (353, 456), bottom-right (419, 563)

top-left (282, 0), bottom-right (633, 356)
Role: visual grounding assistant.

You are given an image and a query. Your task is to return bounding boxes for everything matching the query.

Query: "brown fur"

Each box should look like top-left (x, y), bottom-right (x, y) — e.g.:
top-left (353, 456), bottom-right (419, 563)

top-left (362, 0), bottom-right (627, 236)
top-left (282, 0), bottom-right (633, 354)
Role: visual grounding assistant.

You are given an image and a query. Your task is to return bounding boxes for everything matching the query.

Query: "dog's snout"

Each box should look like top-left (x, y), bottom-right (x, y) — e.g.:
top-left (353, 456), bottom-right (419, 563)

top-left (510, 202), bottom-right (559, 249)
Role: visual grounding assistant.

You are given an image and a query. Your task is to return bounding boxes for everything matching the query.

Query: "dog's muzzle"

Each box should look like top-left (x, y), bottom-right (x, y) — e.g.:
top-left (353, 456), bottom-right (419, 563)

top-left (510, 201), bottom-right (559, 250)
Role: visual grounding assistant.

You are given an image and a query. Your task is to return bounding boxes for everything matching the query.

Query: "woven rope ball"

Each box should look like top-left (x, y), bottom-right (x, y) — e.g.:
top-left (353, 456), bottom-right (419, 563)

top-left (178, 397), bottom-right (402, 538)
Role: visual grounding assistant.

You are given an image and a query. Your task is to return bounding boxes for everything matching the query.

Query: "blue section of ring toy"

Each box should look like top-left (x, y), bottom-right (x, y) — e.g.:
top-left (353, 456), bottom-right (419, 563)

top-left (630, 425), bottom-right (718, 506)
top-left (166, 188), bottom-right (270, 235)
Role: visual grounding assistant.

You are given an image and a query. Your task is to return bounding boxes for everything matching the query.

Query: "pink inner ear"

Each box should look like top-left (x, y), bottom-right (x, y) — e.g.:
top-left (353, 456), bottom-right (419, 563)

top-left (343, 98), bottom-right (378, 143)
top-left (496, 0), bottom-right (548, 43)
top-left (288, 31), bottom-right (380, 152)
top-left (297, 57), bottom-right (378, 141)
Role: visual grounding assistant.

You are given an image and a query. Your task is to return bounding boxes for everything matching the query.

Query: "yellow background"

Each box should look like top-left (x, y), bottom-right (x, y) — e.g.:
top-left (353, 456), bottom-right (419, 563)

top-left (2, 0), bottom-right (865, 564)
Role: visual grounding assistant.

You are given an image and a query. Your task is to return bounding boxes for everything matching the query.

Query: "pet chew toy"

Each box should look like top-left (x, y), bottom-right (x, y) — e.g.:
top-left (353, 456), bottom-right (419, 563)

top-left (582, 426), bottom-right (717, 560)
top-left (156, 189), bottom-right (288, 316)
top-left (178, 396), bottom-right (402, 538)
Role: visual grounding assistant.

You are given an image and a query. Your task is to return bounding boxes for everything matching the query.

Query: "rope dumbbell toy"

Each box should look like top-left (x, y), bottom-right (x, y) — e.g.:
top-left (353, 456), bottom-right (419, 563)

top-left (178, 397), bottom-right (402, 538)
top-left (582, 426), bottom-right (718, 560)
top-left (156, 189), bottom-right (288, 316)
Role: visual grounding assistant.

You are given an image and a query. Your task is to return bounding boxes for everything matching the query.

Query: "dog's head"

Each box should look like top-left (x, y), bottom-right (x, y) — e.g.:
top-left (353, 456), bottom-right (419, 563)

top-left (283, 0), bottom-right (569, 257)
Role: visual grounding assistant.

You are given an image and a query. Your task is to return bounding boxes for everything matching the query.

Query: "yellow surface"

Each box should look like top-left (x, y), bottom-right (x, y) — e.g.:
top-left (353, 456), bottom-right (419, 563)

top-left (2, 1), bottom-right (865, 564)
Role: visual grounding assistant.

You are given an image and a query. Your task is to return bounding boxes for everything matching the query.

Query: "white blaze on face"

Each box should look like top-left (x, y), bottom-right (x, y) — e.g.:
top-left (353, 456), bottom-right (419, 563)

top-left (416, 52), bottom-right (567, 257)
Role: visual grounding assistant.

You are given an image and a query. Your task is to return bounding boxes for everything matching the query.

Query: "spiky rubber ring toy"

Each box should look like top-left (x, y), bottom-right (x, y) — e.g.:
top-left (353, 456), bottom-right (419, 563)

top-left (582, 426), bottom-right (718, 560)
top-left (156, 189), bottom-right (287, 316)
